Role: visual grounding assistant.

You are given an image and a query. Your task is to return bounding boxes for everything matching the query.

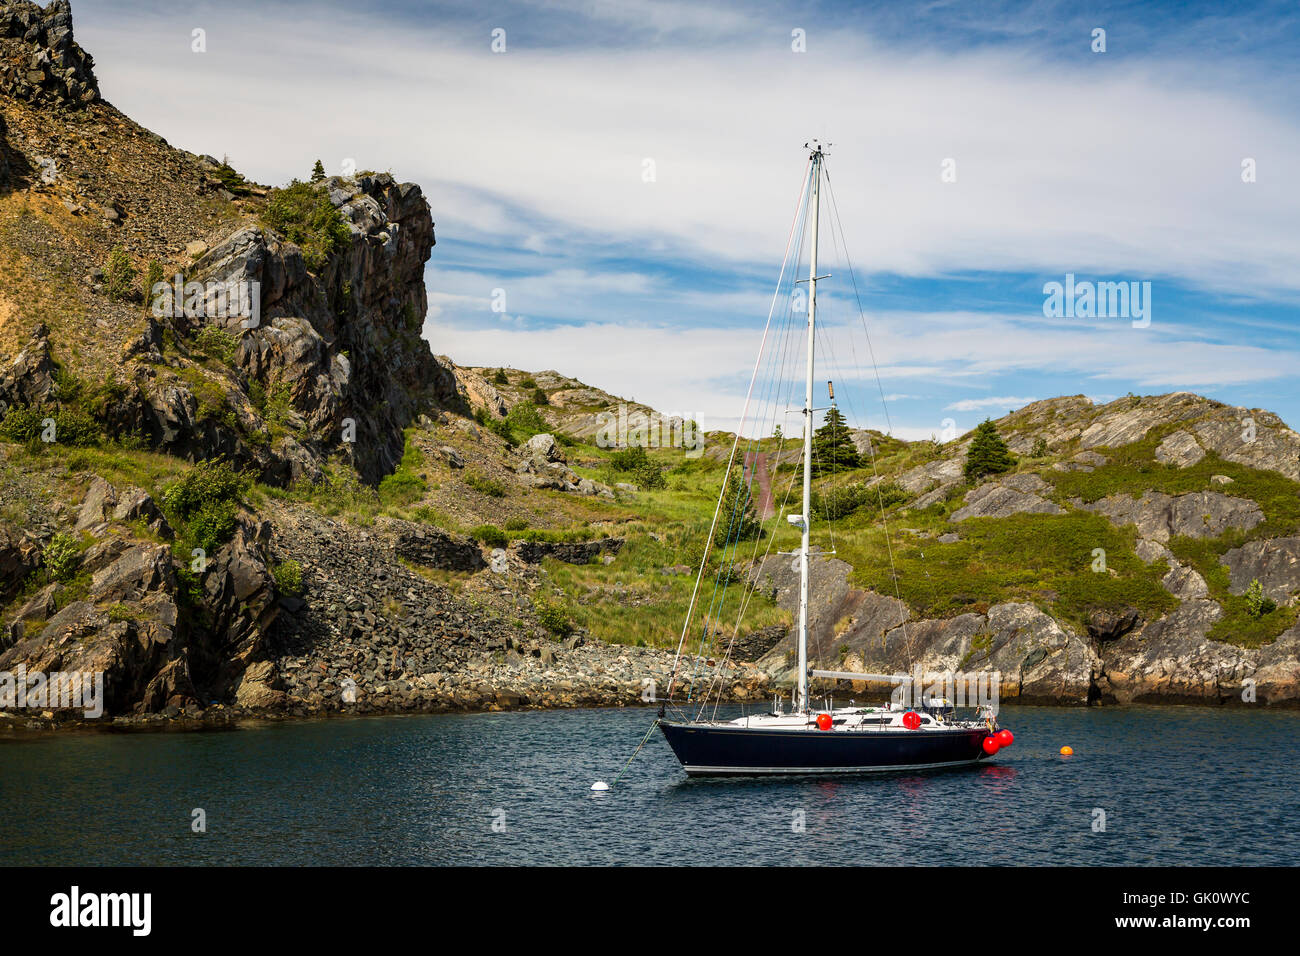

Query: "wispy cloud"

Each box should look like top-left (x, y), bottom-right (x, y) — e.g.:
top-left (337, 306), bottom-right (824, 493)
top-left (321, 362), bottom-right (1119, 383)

top-left (73, 0), bottom-right (1300, 433)
top-left (944, 396), bottom-right (1039, 412)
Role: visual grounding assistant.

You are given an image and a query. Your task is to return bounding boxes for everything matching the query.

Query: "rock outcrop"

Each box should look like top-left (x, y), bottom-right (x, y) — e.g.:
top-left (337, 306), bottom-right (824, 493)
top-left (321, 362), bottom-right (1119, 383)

top-left (753, 546), bottom-right (1300, 707)
top-left (1078, 490), bottom-right (1264, 542)
top-left (1221, 538), bottom-right (1300, 603)
top-left (0, 1), bottom-right (99, 109)
top-left (0, 480), bottom-right (280, 716)
top-left (510, 537), bottom-right (623, 566)
top-left (951, 473), bottom-right (1063, 521)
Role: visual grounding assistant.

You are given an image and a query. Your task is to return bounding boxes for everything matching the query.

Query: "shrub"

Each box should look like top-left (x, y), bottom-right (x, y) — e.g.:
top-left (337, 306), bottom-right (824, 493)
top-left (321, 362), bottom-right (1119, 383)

top-left (378, 469), bottom-right (426, 506)
top-left (504, 517), bottom-right (528, 532)
top-left (52, 367), bottom-right (83, 403)
top-left (162, 460), bottom-right (249, 554)
top-left (195, 325), bottom-right (238, 364)
top-left (811, 481), bottom-right (909, 520)
top-left (214, 159), bottom-right (252, 197)
top-left (534, 596), bottom-right (573, 638)
top-left (263, 383), bottom-right (293, 427)
top-left (485, 417), bottom-right (513, 445)
top-left (531, 387), bottom-right (549, 406)
top-left (505, 402), bottom-right (548, 441)
top-left (1030, 437), bottom-right (1048, 458)
top-left (609, 445), bottom-right (648, 471)
top-left (163, 459), bottom-right (249, 520)
top-left (43, 532), bottom-right (82, 582)
top-left (0, 406), bottom-right (99, 446)
top-left (1245, 578), bottom-right (1277, 619)
top-left (608, 444), bottom-right (667, 489)
top-left (465, 473), bottom-right (506, 498)
top-left (262, 180), bottom-right (350, 271)
top-left (183, 498), bottom-right (239, 555)
top-left (492, 368), bottom-right (508, 385)
top-left (104, 246), bottom-right (137, 302)
top-left (519, 376), bottom-right (537, 389)
top-left (469, 524), bottom-right (508, 548)
top-left (273, 559), bottom-right (304, 596)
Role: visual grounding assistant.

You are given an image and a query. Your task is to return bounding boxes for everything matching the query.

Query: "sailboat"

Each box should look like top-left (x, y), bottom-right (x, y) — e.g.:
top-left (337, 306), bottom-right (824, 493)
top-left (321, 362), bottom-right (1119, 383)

top-left (656, 142), bottom-right (1010, 776)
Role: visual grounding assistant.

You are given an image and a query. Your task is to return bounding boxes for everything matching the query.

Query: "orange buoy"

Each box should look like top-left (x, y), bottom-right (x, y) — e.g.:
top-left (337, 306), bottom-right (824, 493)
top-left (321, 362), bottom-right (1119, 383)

top-left (1060, 745), bottom-right (1073, 756)
top-left (982, 736), bottom-right (1000, 755)
top-left (996, 729), bottom-right (1014, 747)
top-left (816, 712), bottom-right (832, 731)
top-left (902, 711), bottom-right (921, 730)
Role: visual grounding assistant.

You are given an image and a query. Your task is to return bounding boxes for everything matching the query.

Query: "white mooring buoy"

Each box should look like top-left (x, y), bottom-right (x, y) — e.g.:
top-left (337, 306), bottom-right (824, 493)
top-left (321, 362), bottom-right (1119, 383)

top-left (590, 781), bottom-right (610, 792)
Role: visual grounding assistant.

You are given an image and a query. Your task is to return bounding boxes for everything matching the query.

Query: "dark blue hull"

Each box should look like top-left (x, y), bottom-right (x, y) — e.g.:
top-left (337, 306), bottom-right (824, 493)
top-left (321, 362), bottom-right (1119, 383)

top-left (659, 721), bottom-right (992, 776)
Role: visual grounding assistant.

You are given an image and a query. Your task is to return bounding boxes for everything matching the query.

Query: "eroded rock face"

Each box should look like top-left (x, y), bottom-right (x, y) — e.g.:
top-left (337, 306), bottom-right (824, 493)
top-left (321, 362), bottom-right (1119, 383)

top-left (1221, 537), bottom-right (1300, 602)
top-left (1097, 599), bottom-right (1242, 704)
top-left (111, 487), bottom-right (173, 539)
top-left (1193, 412), bottom-right (1300, 481)
top-left (0, 507), bottom-right (279, 717)
top-left (951, 473), bottom-right (1063, 522)
top-left (897, 457), bottom-right (963, 495)
top-left (0, 324), bottom-right (56, 408)
top-left (0, 0), bottom-right (99, 109)
top-left (523, 433), bottom-right (564, 464)
top-left (1079, 490), bottom-right (1263, 542)
top-left (74, 476), bottom-right (116, 531)
top-left (1154, 430), bottom-right (1205, 468)
top-left (0, 525), bottom-right (40, 602)
top-left (86, 173), bottom-right (462, 487)
top-left (194, 517), bottom-right (278, 695)
top-left (1078, 392), bottom-right (1208, 450)
top-left (750, 549), bottom-right (1300, 708)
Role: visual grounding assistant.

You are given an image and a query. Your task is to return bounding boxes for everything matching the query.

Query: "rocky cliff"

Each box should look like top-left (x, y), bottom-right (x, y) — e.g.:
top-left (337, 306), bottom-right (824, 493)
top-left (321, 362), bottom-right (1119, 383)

top-left (752, 391), bottom-right (1300, 707)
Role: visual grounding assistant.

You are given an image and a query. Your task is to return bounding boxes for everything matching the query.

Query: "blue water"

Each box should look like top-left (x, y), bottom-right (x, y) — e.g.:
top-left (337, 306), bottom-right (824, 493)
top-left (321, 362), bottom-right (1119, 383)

top-left (0, 705), bottom-right (1296, 865)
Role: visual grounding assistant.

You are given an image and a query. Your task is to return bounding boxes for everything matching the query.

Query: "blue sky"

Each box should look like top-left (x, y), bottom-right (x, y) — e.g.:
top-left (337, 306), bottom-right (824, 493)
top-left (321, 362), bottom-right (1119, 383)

top-left (76, 0), bottom-right (1300, 438)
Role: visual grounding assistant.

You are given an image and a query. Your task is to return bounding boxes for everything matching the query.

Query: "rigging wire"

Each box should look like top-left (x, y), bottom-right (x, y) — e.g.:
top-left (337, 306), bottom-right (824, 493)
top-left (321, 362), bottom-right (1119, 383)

top-left (822, 161), bottom-right (917, 664)
top-left (665, 156), bottom-right (812, 709)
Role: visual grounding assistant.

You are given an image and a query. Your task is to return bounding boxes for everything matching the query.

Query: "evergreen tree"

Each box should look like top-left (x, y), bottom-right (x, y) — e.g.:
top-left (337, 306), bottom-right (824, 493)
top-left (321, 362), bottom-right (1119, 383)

top-left (810, 407), bottom-right (860, 476)
top-left (712, 470), bottom-right (763, 549)
top-left (964, 419), bottom-right (1015, 481)
top-left (492, 368), bottom-right (508, 385)
top-left (311, 159), bottom-right (326, 182)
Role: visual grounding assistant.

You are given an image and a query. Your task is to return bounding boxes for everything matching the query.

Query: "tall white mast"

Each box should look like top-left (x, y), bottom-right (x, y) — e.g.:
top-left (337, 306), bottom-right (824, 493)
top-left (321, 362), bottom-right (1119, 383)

top-left (797, 144), bottom-right (824, 715)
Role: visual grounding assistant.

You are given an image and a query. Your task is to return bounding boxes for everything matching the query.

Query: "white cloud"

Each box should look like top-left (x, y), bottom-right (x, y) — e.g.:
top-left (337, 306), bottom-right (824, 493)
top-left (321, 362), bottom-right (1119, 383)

top-left (945, 396), bottom-right (1039, 412)
top-left (77, 2), bottom-right (1300, 299)
top-left (68, 1), bottom-right (1300, 433)
top-left (427, 309), bottom-right (1300, 432)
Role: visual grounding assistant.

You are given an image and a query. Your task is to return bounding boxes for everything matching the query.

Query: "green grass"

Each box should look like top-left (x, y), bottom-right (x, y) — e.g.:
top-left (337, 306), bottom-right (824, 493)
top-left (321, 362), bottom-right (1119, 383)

top-left (821, 509), bottom-right (1177, 628)
top-left (540, 523), bottom-right (790, 648)
top-left (377, 435), bottom-right (427, 507)
top-left (261, 180), bottom-right (349, 271)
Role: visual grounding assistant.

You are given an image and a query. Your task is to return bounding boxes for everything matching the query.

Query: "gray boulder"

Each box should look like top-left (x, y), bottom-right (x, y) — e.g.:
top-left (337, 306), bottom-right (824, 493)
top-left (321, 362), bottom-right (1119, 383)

top-left (523, 433), bottom-right (564, 464)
